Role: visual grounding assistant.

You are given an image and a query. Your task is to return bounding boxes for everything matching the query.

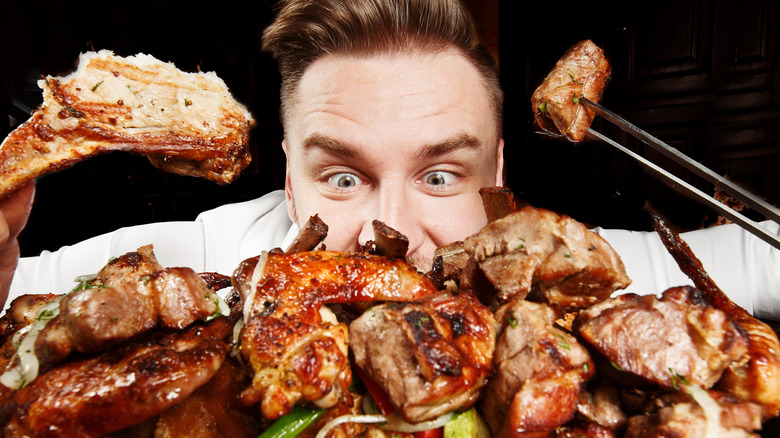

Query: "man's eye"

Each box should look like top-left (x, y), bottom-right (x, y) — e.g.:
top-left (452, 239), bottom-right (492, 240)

top-left (328, 173), bottom-right (362, 188)
top-left (423, 171), bottom-right (455, 186)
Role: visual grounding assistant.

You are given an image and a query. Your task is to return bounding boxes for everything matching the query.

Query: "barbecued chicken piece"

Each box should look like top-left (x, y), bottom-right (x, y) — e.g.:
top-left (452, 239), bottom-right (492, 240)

top-left (232, 251), bottom-right (439, 420)
top-left (532, 39), bottom-right (611, 142)
top-left (481, 300), bottom-right (595, 437)
top-left (624, 388), bottom-right (763, 438)
top-left (462, 206), bottom-right (630, 311)
top-left (0, 50), bottom-right (254, 197)
top-left (34, 246), bottom-right (226, 366)
top-left (0, 318), bottom-right (233, 438)
top-left (650, 212), bottom-right (780, 419)
top-left (350, 291), bottom-right (496, 423)
top-left (575, 286), bottom-right (748, 391)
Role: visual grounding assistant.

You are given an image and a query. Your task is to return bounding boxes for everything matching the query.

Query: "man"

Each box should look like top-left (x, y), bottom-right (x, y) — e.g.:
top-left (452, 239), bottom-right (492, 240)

top-left (1, 0), bottom-right (779, 319)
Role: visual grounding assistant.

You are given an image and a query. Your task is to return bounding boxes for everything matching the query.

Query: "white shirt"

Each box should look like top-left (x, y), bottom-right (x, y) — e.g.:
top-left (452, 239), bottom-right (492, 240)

top-left (8, 190), bottom-right (780, 320)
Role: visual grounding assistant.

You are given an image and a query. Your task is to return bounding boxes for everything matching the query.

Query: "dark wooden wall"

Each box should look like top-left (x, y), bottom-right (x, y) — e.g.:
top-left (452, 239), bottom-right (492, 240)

top-left (1, 0), bottom-right (778, 257)
top-left (501, 0), bottom-right (780, 232)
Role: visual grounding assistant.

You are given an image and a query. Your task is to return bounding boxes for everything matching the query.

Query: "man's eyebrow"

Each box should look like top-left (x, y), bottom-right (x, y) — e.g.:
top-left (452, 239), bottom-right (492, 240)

top-left (301, 134), bottom-right (358, 158)
top-left (416, 133), bottom-right (482, 160)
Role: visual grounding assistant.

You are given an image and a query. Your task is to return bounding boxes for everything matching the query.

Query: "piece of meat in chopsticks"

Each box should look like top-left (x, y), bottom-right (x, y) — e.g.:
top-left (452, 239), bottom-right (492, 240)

top-left (532, 39), bottom-right (611, 142)
top-left (462, 205), bottom-right (630, 311)
top-left (350, 291), bottom-right (496, 423)
top-left (0, 50), bottom-right (254, 197)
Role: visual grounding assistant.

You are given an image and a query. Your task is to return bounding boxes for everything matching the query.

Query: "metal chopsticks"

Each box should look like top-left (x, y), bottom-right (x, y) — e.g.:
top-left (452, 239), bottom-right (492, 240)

top-left (579, 97), bottom-right (780, 251)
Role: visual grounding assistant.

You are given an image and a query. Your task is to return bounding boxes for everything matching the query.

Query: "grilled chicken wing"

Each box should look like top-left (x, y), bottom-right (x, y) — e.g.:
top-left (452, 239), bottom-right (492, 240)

top-left (232, 251), bottom-right (439, 420)
top-left (350, 291), bottom-right (496, 423)
top-left (463, 206), bottom-right (630, 310)
top-left (532, 39), bottom-right (611, 142)
top-left (0, 50), bottom-right (254, 197)
top-left (0, 318), bottom-right (232, 438)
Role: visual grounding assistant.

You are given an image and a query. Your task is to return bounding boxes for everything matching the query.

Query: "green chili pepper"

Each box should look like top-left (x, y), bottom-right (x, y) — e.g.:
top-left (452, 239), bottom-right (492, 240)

top-left (257, 405), bottom-right (325, 438)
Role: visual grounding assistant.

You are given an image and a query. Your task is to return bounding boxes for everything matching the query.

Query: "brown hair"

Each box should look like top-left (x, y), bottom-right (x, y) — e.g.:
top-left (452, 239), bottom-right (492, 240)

top-left (262, 0), bottom-right (503, 134)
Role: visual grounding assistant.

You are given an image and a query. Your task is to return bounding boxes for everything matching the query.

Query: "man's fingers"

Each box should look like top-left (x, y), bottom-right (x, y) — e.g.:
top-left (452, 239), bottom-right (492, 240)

top-left (0, 182), bottom-right (35, 242)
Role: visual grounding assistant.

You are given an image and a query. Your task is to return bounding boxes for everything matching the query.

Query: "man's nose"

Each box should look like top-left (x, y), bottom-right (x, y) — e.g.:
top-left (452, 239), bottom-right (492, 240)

top-left (357, 186), bottom-right (422, 252)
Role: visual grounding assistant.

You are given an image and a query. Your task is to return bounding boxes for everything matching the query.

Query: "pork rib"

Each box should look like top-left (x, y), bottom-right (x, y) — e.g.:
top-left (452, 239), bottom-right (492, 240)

top-left (0, 50), bottom-right (255, 197)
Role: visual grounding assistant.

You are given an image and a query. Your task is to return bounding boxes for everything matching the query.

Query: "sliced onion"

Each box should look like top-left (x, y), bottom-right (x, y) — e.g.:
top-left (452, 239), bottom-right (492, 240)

top-left (244, 251), bottom-right (268, 322)
top-left (314, 414), bottom-right (387, 438)
top-left (361, 390), bottom-right (453, 433)
top-left (381, 410), bottom-right (453, 433)
top-left (0, 296), bottom-right (63, 389)
top-left (685, 384), bottom-right (721, 438)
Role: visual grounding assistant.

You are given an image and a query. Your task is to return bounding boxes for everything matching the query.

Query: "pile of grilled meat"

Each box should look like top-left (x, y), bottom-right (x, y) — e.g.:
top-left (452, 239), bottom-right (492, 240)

top-left (0, 188), bottom-right (777, 438)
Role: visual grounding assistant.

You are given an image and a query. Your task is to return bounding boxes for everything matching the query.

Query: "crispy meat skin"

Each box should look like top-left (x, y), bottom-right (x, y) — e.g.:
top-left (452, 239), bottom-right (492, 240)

top-left (481, 300), bottom-right (594, 437)
top-left (0, 318), bottom-right (232, 438)
top-left (0, 50), bottom-right (254, 197)
top-left (232, 251), bottom-right (438, 420)
top-left (350, 291), bottom-right (496, 423)
top-left (532, 39), bottom-right (611, 142)
top-left (575, 286), bottom-right (748, 390)
top-left (463, 205), bottom-right (630, 310)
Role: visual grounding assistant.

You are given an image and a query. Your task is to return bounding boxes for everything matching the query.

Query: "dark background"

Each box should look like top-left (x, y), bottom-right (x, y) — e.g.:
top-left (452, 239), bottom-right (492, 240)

top-left (1, 0), bottom-right (778, 257)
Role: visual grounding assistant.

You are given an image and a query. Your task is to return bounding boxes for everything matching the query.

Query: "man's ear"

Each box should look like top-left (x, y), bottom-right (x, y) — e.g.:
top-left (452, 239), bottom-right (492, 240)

top-left (282, 139), bottom-right (297, 223)
top-left (495, 138), bottom-right (505, 187)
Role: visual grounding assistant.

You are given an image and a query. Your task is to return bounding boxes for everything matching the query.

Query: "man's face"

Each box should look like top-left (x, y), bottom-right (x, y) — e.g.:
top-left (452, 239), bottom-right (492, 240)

top-left (283, 49), bottom-right (504, 270)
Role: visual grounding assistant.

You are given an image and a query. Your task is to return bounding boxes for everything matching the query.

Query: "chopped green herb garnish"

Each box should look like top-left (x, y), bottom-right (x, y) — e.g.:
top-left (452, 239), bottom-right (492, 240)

top-left (553, 332), bottom-right (571, 350)
top-left (184, 98), bottom-right (192, 107)
top-left (91, 80), bottom-right (104, 92)
top-left (127, 85), bottom-right (136, 95)
top-left (669, 368), bottom-right (689, 389)
top-left (538, 101), bottom-right (547, 113)
top-left (568, 71), bottom-right (583, 85)
top-left (572, 96), bottom-right (580, 104)
top-left (507, 310), bottom-right (519, 328)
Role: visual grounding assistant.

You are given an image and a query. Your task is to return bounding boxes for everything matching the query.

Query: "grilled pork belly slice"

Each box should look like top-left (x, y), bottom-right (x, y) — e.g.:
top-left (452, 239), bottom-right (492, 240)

top-left (481, 300), bottom-right (594, 437)
top-left (233, 251), bottom-right (438, 420)
top-left (0, 318), bottom-right (232, 438)
top-left (463, 206), bottom-right (630, 310)
top-left (531, 39), bottom-right (611, 142)
top-left (0, 50), bottom-right (254, 197)
top-left (575, 286), bottom-right (748, 390)
top-left (34, 246), bottom-right (225, 366)
top-left (350, 291), bottom-right (496, 423)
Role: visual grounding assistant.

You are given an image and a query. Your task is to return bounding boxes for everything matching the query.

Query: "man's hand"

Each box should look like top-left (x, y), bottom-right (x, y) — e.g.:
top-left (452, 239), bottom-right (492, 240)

top-left (0, 183), bottom-right (35, 308)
